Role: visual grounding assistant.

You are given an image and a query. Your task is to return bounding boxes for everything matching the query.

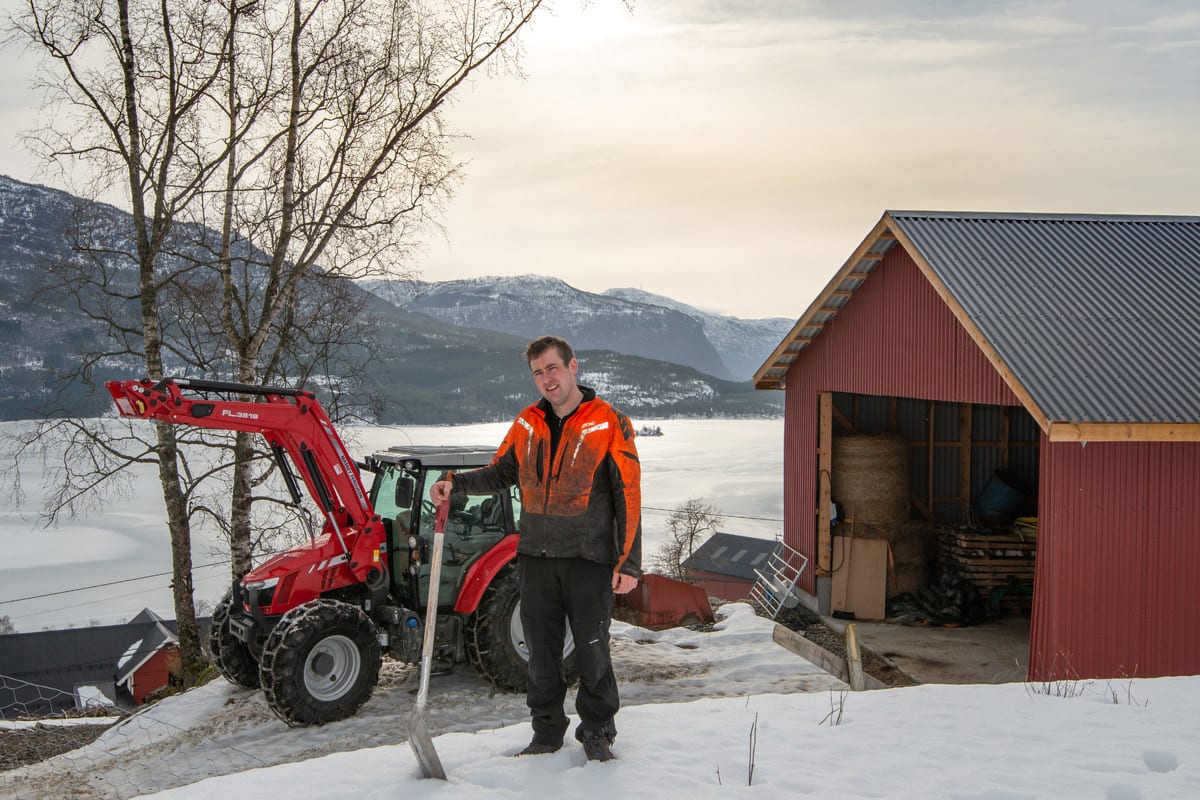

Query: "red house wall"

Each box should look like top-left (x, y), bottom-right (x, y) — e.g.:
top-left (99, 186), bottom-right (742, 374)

top-left (688, 571), bottom-right (755, 602)
top-left (1031, 439), bottom-right (1200, 679)
top-left (130, 647), bottom-right (179, 705)
top-left (783, 247), bottom-right (1020, 594)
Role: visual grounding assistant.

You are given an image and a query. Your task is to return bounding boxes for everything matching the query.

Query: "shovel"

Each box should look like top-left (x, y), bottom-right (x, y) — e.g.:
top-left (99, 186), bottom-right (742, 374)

top-left (408, 499), bottom-right (449, 780)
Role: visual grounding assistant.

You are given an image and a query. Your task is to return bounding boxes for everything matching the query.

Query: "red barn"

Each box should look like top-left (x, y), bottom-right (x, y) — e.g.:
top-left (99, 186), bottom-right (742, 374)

top-left (756, 211), bottom-right (1200, 681)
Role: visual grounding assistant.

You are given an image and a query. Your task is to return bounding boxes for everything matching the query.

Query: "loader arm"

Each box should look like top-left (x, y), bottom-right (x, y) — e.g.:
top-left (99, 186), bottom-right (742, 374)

top-left (106, 377), bottom-right (374, 536)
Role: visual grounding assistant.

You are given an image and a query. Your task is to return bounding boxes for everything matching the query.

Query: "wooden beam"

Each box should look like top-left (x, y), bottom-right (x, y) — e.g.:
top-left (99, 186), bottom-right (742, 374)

top-left (1047, 422), bottom-right (1200, 442)
top-left (817, 392), bottom-right (833, 576)
top-left (846, 271), bottom-right (870, 280)
top-left (817, 306), bottom-right (840, 314)
top-left (910, 495), bottom-right (933, 521)
top-left (858, 252), bottom-right (885, 261)
top-left (771, 625), bottom-right (886, 689)
top-left (832, 404), bottom-right (855, 433)
top-left (1001, 407), bottom-right (1011, 471)
top-left (831, 290), bottom-right (853, 298)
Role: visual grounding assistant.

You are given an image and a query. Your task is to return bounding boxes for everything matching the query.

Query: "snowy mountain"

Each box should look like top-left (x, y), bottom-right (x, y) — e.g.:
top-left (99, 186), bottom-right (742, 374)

top-left (0, 176), bottom-right (784, 422)
top-left (374, 275), bottom-right (735, 379)
top-left (363, 276), bottom-right (793, 382)
top-left (603, 287), bottom-right (793, 381)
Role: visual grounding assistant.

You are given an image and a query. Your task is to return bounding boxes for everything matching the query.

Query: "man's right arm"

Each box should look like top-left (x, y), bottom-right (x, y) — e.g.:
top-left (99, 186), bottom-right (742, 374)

top-left (431, 426), bottom-right (522, 505)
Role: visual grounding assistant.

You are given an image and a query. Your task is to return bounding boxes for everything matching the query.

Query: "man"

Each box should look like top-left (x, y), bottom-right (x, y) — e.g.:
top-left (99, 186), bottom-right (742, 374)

top-left (430, 335), bottom-right (641, 762)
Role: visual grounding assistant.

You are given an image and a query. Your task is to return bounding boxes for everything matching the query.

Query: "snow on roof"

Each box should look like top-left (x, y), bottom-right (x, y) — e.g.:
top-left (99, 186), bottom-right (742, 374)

top-left (116, 639), bottom-right (143, 671)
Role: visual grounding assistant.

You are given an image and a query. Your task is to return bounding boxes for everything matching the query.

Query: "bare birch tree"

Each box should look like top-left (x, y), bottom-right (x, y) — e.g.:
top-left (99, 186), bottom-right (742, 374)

top-left (652, 498), bottom-right (724, 581)
top-left (9, 0), bottom-right (548, 679)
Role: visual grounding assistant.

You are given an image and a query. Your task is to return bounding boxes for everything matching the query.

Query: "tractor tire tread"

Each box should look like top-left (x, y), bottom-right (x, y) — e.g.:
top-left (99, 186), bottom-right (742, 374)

top-left (259, 598), bottom-right (381, 727)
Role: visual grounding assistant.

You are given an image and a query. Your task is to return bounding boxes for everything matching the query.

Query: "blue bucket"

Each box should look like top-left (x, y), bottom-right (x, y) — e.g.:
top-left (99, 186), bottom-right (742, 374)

top-left (976, 471), bottom-right (1026, 523)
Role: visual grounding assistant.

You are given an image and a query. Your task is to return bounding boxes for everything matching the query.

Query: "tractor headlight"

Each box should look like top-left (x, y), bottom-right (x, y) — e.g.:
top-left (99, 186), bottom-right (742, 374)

top-left (244, 577), bottom-right (280, 607)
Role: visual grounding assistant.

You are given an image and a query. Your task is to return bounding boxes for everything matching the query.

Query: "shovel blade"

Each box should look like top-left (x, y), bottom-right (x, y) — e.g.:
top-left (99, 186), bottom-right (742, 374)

top-left (408, 713), bottom-right (447, 780)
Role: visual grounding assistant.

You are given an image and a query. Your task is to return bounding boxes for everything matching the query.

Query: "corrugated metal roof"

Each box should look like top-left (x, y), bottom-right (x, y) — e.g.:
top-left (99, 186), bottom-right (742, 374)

top-left (682, 532), bottom-right (777, 581)
top-left (756, 210), bottom-right (1200, 434)
top-left (890, 211), bottom-right (1200, 425)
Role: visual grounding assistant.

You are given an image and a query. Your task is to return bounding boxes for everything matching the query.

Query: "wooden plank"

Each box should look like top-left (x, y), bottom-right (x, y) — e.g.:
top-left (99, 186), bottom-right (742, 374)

top-left (817, 392), bottom-right (833, 576)
top-left (1047, 422), bottom-right (1200, 442)
top-left (771, 624), bottom-right (886, 689)
top-left (832, 538), bottom-right (888, 620)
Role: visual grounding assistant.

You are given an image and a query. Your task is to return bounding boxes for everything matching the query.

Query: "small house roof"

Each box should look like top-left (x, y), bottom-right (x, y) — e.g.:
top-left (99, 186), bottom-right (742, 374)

top-left (756, 211), bottom-right (1200, 441)
top-left (682, 532), bottom-right (778, 582)
top-left (0, 611), bottom-right (207, 706)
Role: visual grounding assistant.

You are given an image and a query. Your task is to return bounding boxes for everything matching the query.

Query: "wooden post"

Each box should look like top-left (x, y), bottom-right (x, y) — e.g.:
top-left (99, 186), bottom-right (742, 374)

top-left (845, 623), bottom-right (865, 691)
top-left (1001, 406), bottom-right (1011, 471)
top-left (817, 392), bottom-right (833, 576)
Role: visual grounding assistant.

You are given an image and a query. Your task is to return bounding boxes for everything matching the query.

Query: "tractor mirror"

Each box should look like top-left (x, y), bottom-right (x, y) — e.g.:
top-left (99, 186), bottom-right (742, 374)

top-left (394, 475), bottom-right (415, 509)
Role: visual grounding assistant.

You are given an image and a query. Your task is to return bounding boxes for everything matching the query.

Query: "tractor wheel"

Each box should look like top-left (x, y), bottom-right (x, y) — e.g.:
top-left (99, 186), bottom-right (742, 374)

top-left (258, 599), bottom-right (381, 726)
top-left (209, 592), bottom-right (260, 689)
top-left (466, 567), bottom-right (578, 692)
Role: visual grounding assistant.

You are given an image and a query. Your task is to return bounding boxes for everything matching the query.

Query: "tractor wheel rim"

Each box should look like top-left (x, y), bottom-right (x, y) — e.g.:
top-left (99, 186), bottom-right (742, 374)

top-left (303, 634), bottom-right (361, 701)
top-left (510, 600), bottom-right (575, 661)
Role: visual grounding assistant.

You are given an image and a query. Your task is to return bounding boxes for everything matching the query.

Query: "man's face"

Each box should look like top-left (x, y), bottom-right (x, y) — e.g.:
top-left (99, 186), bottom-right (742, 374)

top-left (529, 349), bottom-right (578, 409)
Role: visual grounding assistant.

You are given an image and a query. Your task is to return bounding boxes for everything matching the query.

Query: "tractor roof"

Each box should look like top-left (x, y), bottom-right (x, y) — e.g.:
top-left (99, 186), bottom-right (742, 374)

top-left (368, 445), bottom-right (496, 469)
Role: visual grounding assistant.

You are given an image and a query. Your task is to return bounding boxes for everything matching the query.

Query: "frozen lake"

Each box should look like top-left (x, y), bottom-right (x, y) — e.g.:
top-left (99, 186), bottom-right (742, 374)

top-left (0, 417), bottom-right (783, 631)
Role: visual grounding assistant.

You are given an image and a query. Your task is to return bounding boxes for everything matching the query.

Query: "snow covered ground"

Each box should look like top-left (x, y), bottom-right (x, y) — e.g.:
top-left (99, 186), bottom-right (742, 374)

top-left (5, 603), bottom-right (1199, 800)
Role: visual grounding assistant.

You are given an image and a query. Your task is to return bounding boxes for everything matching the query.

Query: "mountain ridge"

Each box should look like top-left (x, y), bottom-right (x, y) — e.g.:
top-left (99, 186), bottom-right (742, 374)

top-left (0, 175), bottom-right (785, 422)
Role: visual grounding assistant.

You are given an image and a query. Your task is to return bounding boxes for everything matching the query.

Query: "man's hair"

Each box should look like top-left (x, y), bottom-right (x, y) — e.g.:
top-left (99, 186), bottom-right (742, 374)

top-left (525, 335), bottom-right (575, 367)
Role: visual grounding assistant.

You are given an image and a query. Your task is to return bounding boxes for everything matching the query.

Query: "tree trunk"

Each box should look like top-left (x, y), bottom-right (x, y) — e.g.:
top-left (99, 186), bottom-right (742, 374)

top-left (155, 423), bottom-right (206, 682)
top-left (229, 431), bottom-right (256, 580)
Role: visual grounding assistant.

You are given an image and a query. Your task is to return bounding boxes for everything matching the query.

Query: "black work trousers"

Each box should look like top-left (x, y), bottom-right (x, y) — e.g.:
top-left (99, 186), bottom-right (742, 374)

top-left (517, 555), bottom-right (619, 745)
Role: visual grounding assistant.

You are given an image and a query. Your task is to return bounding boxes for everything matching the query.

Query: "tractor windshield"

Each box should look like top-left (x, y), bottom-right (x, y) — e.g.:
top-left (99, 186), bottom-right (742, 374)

top-left (370, 461), bottom-right (515, 609)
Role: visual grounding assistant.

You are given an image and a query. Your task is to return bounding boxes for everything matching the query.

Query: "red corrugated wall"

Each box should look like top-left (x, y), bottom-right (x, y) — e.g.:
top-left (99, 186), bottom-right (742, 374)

top-left (1032, 438), bottom-right (1200, 679)
top-left (783, 247), bottom-right (1021, 596)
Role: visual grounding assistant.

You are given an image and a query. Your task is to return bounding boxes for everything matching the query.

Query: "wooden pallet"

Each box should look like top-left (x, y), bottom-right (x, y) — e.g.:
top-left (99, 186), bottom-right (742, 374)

top-left (939, 529), bottom-right (1036, 602)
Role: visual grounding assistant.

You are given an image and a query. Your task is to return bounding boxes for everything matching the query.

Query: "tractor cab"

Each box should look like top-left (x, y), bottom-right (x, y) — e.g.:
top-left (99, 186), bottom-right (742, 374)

top-left (365, 446), bottom-right (520, 611)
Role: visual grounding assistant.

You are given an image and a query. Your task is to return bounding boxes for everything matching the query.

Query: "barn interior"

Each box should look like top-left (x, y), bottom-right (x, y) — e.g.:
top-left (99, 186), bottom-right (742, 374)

top-left (818, 391), bottom-right (1038, 682)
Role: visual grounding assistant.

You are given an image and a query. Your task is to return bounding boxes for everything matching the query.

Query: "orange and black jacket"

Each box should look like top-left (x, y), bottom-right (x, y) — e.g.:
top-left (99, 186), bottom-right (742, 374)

top-left (451, 387), bottom-right (642, 578)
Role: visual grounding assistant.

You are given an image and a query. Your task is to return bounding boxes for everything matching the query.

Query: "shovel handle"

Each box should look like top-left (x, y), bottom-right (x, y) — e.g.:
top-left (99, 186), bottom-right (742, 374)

top-left (434, 497), bottom-right (450, 533)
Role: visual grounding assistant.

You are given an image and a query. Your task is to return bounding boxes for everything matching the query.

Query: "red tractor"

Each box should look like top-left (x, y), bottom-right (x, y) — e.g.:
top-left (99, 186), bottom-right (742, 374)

top-left (106, 377), bottom-right (576, 726)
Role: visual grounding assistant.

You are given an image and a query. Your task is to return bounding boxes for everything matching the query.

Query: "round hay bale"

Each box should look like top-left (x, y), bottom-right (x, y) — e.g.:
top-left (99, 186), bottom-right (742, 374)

top-left (831, 434), bottom-right (909, 526)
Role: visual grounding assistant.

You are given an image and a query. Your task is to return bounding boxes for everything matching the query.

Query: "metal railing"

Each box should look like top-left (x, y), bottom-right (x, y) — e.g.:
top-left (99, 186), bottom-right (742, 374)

top-left (749, 540), bottom-right (809, 619)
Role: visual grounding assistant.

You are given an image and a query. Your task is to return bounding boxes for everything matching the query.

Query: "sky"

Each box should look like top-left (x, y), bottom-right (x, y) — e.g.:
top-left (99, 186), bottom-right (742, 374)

top-left (5, 603), bottom-right (1199, 799)
top-left (0, 418), bottom-right (784, 631)
top-left (2, 1), bottom-right (1199, 319)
